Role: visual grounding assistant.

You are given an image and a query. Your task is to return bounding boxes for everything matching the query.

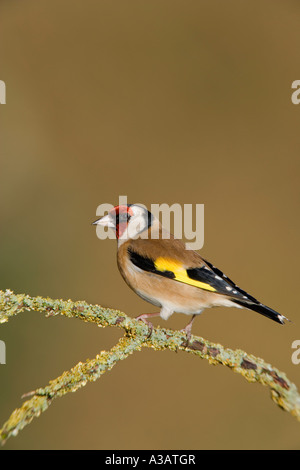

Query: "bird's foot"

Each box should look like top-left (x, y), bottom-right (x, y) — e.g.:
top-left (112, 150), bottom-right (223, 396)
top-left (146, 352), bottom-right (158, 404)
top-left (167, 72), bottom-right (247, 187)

top-left (180, 327), bottom-right (192, 348)
top-left (180, 314), bottom-right (196, 348)
top-left (135, 313), bottom-right (159, 338)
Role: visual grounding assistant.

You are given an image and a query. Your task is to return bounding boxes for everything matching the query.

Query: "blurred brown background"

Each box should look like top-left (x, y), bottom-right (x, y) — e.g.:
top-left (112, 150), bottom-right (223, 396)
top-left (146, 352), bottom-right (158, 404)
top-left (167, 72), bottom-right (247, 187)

top-left (0, 0), bottom-right (300, 450)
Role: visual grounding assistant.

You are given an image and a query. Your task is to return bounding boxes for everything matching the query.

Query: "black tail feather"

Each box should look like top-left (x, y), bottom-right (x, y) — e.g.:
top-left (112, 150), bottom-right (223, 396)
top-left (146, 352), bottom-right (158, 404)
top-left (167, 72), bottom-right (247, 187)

top-left (232, 299), bottom-right (287, 324)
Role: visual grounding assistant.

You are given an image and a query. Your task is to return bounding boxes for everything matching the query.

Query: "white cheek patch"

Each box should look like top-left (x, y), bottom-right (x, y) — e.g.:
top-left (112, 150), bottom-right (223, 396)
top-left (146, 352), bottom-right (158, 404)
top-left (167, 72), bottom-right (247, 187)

top-left (119, 215), bottom-right (148, 241)
top-left (127, 218), bottom-right (147, 238)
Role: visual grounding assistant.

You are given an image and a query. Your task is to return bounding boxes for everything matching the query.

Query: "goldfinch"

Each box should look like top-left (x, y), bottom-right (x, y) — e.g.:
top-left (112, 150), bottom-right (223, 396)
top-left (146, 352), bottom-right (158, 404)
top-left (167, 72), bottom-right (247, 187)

top-left (93, 204), bottom-right (288, 341)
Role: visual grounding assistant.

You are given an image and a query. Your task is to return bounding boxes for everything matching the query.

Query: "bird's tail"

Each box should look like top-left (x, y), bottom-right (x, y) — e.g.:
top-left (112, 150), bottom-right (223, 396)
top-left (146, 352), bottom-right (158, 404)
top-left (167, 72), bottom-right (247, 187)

top-left (232, 299), bottom-right (289, 325)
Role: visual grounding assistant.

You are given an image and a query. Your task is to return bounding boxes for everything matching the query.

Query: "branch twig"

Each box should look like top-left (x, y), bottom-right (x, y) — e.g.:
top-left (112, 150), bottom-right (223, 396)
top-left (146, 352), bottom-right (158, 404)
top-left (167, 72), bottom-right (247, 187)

top-left (0, 289), bottom-right (299, 444)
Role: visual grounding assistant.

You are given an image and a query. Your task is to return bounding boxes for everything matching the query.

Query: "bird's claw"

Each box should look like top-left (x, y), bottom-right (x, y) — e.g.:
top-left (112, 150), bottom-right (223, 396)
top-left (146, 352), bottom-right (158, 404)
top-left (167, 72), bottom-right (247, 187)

top-left (180, 327), bottom-right (192, 348)
top-left (180, 314), bottom-right (196, 348)
top-left (135, 314), bottom-right (154, 338)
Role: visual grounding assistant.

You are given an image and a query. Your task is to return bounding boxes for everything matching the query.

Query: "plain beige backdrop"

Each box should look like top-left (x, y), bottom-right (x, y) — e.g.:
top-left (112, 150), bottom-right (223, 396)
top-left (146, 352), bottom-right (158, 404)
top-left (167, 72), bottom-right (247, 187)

top-left (0, 0), bottom-right (300, 449)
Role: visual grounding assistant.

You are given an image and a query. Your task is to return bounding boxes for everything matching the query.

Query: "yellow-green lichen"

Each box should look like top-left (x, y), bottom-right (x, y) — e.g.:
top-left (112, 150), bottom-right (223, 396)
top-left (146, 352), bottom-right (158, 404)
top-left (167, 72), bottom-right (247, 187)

top-left (0, 288), bottom-right (299, 445)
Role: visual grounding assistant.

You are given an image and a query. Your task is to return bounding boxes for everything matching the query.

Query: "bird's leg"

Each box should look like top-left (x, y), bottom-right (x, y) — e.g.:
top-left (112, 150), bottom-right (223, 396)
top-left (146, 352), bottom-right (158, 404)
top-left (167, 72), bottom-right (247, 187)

top-left (135, 312), bottom-right (160, 338)
top-left (181, 314), bottom-right (196, 347)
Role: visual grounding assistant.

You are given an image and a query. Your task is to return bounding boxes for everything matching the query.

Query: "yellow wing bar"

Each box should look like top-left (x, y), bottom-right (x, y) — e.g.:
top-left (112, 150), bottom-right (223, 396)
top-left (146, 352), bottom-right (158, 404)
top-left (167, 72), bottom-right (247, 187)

top-left (154, 257), bottom-right (216, 292)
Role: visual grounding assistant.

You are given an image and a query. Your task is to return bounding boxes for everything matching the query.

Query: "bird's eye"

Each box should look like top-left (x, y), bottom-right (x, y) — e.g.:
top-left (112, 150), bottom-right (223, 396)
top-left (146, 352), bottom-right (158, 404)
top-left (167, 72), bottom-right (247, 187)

top-left (118, 213), bottom-right (131, 223)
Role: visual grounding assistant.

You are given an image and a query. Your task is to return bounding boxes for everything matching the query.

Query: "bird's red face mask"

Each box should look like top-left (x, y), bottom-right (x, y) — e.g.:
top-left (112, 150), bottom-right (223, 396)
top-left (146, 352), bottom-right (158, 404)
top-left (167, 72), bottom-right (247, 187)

top-left (94, 205), bottom-right (134, 239)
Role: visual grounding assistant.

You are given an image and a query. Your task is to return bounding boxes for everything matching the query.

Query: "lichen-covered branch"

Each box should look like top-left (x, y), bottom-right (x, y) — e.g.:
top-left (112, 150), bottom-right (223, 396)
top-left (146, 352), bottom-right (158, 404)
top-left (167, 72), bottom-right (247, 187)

top-left (0, 289), bottom-right (299, 445)
top-left (0, 335), bottom-right (143, 443)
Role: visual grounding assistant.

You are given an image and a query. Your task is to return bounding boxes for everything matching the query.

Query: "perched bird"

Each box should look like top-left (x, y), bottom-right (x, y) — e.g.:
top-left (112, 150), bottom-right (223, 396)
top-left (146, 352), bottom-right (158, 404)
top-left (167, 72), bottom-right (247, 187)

top-left (93, 204), bottom-right (288, 342)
